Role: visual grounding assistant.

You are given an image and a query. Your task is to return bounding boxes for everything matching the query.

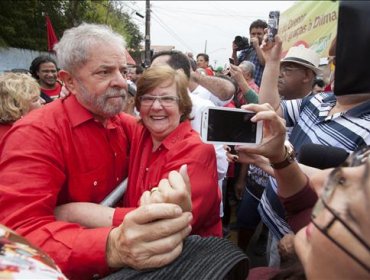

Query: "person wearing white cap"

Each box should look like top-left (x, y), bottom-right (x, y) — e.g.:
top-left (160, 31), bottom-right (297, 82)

top-left (278, 45), bottom-right (321, 100)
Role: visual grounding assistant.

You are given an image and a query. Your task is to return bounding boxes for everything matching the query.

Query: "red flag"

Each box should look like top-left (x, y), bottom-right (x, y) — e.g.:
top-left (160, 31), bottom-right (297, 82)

top-left (46, 15), bottom-right (58, 52)
top-left (125, 49), bottom-right (136, 65)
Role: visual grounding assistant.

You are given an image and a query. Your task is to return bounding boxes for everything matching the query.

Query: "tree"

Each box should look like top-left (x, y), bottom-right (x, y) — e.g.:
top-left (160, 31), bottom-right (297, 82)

top-left (0, 0), bottom-right (143, 55)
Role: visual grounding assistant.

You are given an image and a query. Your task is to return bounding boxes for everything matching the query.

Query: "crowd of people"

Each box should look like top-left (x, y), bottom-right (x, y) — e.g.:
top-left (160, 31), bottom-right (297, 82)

top-left (0, 1), bottom-right (369, 280)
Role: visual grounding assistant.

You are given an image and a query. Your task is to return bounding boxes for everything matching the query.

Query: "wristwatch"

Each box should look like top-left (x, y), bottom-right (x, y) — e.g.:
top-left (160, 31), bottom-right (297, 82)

top-left (270, 142), bottom-right (296, 169)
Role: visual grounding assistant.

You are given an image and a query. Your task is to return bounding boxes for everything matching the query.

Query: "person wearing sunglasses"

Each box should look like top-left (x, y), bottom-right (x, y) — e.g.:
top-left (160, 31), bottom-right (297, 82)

top-left (227, 103), bottom-right (370, 279)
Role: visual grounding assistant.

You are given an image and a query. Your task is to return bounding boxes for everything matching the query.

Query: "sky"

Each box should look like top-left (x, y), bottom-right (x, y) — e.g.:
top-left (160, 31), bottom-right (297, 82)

top-left (126, 1), bottom-right (296, 68)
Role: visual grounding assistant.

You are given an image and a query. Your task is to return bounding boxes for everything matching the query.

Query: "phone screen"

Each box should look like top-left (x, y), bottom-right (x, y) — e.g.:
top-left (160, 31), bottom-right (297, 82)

top-left (229, 58), bottom-right (235, 65)
top-left (206, 108), bottom-right (258, 144)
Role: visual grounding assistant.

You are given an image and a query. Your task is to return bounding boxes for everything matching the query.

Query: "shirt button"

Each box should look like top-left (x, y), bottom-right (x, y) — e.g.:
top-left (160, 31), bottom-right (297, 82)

top-left (93, 181), bottom-right (98, 187)
top-left (145, 168), bottom-right (149, 172)
top-left (114, 152), bottom-right (117, 157)
top-left (116, 177), bottom-right (119, 182)
top-left (92, 274), bottom-right (100, 279)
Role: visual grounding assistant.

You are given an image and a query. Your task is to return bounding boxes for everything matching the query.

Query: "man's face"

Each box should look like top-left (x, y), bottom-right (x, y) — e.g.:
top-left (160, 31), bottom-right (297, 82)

top-left (37, 62), bottom-right (57, 88)
top-left (249, 27), bottom-right (265, 45)
top-left (278, 62), bottom-right (310, 100)
top-left (71, 43), bottom-right (128, 120)
top-left (196, 56), bottom-right (208, 69)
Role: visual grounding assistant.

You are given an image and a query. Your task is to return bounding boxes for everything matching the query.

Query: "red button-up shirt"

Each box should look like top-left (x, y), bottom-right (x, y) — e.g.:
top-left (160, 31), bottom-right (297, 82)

top-left (0, 95), bottom-right (136, 279)
top-left (114, 120), bottom-right (222, 237)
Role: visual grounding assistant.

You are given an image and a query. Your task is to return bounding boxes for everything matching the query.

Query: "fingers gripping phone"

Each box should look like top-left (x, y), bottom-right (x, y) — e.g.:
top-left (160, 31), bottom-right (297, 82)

top-left (267, 11), bottom-right (280, 41)
top-left (200, 107), bottom-right (263, 146)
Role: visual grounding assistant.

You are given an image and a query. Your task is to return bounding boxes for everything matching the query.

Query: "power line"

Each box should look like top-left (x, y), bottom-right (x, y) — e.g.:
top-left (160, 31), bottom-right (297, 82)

top-left (151, 11), bottom-right (196, 52)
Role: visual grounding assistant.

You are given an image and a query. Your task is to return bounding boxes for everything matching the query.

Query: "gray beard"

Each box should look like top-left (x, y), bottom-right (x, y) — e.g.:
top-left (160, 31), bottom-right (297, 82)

top-left (77, 81), bottom-right (127, 118)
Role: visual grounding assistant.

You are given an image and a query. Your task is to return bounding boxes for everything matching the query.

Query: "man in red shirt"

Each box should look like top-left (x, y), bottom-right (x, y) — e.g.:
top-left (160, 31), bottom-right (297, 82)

top-left (0, 23), bottom-right (192, 280)
top-left (30, 55), bottom-right (63, 102)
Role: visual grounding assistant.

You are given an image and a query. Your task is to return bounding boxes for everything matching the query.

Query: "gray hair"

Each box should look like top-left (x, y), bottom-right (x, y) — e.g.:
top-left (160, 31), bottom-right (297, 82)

top-left (239, 61), bottom-right (255, 77)
top-left (54, 23), bottom-right (126, 73)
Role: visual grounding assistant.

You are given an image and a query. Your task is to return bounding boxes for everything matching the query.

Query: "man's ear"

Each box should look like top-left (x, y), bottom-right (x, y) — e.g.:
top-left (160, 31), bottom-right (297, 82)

top-left (58, 70), bottom-right (77, 94)
top-left (302, 69), bottom-right (314, 84)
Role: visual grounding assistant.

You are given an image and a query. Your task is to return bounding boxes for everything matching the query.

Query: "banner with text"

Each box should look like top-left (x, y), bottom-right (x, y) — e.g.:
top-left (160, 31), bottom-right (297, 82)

top-left (280, 1), bottom-right (339, 58)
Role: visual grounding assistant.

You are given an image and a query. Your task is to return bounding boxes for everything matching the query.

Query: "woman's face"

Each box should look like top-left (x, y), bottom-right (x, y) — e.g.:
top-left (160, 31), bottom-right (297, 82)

top-left (295, 152), bottom-right (370, 279)
top-left (139, 80), bottom-right (182, 143)
top-left (28, 95), bottom-right (45, 112)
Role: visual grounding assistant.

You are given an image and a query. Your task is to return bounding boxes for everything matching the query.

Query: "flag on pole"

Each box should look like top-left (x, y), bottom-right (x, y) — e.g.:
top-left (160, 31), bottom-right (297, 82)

top-left (46, 15), bottom-right (58, 52)
top-left (125, 49), bottom-right (136, 65)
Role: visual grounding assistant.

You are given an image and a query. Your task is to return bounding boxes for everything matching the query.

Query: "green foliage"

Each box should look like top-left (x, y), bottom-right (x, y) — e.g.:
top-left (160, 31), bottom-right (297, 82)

top-left (0, 0), bottom-right (143, 53)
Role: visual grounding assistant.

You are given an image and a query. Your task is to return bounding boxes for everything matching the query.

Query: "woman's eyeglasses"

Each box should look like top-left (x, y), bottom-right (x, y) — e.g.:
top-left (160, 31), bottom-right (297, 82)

top-left (139, 95), bottom-right (179, 107)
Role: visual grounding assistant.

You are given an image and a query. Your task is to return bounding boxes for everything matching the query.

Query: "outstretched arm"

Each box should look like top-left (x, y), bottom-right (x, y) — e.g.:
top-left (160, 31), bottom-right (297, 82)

top-left (190, 70), bottom-right (235, 101)
top-left (55, 165), bottom-right (192, 227)
top-left (258, 35), bottom-right (284, 116)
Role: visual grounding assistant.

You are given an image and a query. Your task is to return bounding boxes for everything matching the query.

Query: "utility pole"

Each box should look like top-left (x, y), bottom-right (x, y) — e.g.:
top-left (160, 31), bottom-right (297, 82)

top-left (144, 0), bottom-right (151, 67)
top-left (204, 39), bottom-right (207, 53)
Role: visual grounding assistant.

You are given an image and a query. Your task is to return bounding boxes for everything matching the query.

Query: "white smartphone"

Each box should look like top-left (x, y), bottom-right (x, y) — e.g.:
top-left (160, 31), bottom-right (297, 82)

top-left (200, 107), bottom-right (263, 146)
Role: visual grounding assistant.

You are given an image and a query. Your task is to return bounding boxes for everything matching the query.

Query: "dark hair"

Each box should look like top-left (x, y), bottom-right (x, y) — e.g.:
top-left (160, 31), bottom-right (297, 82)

top-left (249, 19), bottom-right (268, 32)
top-left (313, 78), bottom-right (325, 88)
top-left (29, 55), bottom-right (57, 80)
top-left (135, 65), bottom-right (144, 75)
top-left (189, 59), bottom-right (197, 71)
top-left (151, 50), bottom-right (191, 79)
top-left (196, 53), bottom-right (209, 62)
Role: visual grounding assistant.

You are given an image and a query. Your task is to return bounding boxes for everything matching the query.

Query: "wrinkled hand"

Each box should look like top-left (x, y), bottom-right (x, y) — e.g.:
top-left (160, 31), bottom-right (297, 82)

top-left (106, 203), bottom-right (192, 269)
top-left (140, 165), bottom-right (192, 213)
top-left (229, 104), bottom-right (287, 163)
top-left (260, 33), bottom-right (283, 64)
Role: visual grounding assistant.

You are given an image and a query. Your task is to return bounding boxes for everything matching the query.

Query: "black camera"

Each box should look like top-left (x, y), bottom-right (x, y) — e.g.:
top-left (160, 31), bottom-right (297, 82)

top-left (234, 36), bottom-right (250, 51)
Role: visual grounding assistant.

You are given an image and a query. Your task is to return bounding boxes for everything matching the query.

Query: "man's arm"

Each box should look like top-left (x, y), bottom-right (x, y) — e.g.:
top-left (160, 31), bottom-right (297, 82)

top-left (229, 64), bottom-right (259, 104)
top-left (55, 166), bottom-right (193, 228)
top-left (258, 36), bottom-right (283, 116)
top-left (190, 70), bottom-right (235, 101)
top-left (0, 126), bottom-right (113, 279)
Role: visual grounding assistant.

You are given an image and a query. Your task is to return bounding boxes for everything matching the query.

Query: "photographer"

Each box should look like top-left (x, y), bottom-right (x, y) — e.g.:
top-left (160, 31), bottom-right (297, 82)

top-left (231, 19), bottom-right (267, 86)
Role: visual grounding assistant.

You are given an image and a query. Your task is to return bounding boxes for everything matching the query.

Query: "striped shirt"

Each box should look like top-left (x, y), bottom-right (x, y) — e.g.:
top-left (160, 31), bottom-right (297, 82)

top-left (259, 92), bottom-right (370, 239)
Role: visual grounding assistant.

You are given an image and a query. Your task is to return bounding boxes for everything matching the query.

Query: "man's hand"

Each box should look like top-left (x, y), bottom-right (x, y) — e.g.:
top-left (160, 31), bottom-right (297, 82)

top-left (106, 203), bottom-right (192, 269)
top-left (250, 37), bottom-right (260, 49)
top-left (140, 165), bottom-right (192, 212)
top-left (260, 34), bottom-right (283, 65)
